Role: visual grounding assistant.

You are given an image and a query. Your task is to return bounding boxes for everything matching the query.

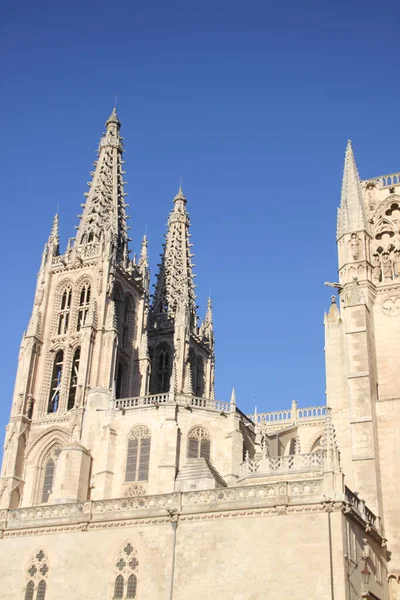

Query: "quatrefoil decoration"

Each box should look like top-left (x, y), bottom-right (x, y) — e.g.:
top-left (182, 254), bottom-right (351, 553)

top-left (382, 295), bottom-right (400, 317)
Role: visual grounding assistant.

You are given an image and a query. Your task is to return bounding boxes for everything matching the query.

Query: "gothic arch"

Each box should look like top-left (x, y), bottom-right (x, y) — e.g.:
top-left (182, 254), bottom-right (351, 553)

top-left (307, 430), bottom-right (324, 453)
top-left (51, 278), bottom-right (74, 336)
top-left (125, 425), bottom-right (151, 483)
top-left (149, 342), bottom-right (173, 394)
top-left (23, 548), bottom-right (49, 600)
top-left (110, 541), bottom-right (139, 600)
top-left (187, 425), bottom-right (211, 461)
top-left (25, 427), bottom-right (69, 462)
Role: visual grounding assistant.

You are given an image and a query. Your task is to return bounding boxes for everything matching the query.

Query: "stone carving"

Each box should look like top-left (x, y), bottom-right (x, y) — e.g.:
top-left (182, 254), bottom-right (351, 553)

top-left (382, 295), bottom-right (400, 317)
top-left (394, 250), bottom-right (400, 278)
top-left (382, 253), bottom-right (393, 281)
top-left (350, 233), bottom-right (360, 260)
top-left (124, 484), bottom-right (146, 497)
top-left (372, 255), bottom-right (382, 283)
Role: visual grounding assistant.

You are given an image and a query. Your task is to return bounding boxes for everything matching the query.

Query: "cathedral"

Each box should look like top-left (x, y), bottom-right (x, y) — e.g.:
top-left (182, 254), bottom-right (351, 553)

top-left (0, 109), bottom-right (399, 600)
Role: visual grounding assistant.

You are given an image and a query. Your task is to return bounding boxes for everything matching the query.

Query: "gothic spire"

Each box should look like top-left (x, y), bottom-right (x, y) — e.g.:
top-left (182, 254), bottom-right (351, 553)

top-left (337, 140), bottom-right (368, 239)
top-left (151, 186), bottom-right (197, 329)
top-left (75, 109), bottom-right (130, 262)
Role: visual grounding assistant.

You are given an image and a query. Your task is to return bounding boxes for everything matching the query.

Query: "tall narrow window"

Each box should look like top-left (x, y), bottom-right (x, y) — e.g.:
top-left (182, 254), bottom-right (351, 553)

top-left (112, 542), bottom-right (139, 600)
top-left (114, 575), bottom-right (124, 599)
top-left (57, 288), bottom-right (72, 335)
top-left (188, 426), bottom-right (211, 461)
top-left (195, 357), bottom-right (205, 396)
top-left (116, 361), bottom-right (126, 399)
top-left (37, 580), bottom-right (47, 600)
top-left (48, 350), bottom-right (64, 413)
top-left (24, 549), bottom-right (49, 600)
top-left (67, 348), bottom-right (81, 410)
top-left (40, 446), bottom-right (60, 504)
top-left (77, 284), bottom-right (91, 331)
top-left (122, 296), bottom-right (134, 349)
top-left (125, 426), bottom-right (151, 482)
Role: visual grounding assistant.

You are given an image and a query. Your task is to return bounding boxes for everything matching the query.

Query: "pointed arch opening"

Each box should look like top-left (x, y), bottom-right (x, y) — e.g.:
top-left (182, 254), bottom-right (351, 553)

top-left (40, 445), bottom-right (61, 504)
top-left (57, 288), bottom-right (72, 335)
top-left (188, 426), bottom-right (211, 461)
top-left (24, 549), bottom-right (49, 600)
top-left (77, 284), bottom-right (91, 331)
top-left (47, 350), bottom-right (64, 413)
top-left (125, 426), bottom-right (151, 483)
top-left (112, 542), bottom-right (139, 600)
top-left (67, 347), bottom-right (81, 410)
top-left (150, 343), bottom-right (172, 394)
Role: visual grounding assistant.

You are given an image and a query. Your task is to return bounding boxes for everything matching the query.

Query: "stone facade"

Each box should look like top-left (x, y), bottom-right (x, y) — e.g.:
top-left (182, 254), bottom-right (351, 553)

top-left (0, 116), bottom-right (397, 600)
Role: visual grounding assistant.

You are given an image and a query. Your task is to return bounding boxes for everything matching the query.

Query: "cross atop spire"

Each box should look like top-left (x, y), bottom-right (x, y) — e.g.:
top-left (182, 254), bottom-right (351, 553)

top-left (337, 140), bottom-right (369, 239)
top-left (150, 187), bottom-right (197, 329)
top-left (75, 109), bottom-right (129, 263)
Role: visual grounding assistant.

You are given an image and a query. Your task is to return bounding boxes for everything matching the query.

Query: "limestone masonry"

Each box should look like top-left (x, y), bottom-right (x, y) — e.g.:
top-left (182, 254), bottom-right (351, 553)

top-left (0, 110), bottom-right (399, 599)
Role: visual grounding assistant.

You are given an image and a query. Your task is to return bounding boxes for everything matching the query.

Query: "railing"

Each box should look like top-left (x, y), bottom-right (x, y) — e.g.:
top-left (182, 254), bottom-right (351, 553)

top-left (363, 172), bottom-right (400, 189)
top-left (297, 406), bottom-right (326, 420)
top-left (115, 393), bottom-right (231, 413)
top-left (344, 486), bottom-right (380, 531)
top-left (248, 405), bottom-right (326, 425)
top-left (240, 451), bottom-right (323, 475)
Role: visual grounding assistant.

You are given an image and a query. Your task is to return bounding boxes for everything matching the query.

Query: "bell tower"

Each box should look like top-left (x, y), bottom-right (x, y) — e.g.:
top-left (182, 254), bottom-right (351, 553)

top-left (0, 109), bottom-right (149, 508)
top-left (148, 186), bottom-right (215, 399)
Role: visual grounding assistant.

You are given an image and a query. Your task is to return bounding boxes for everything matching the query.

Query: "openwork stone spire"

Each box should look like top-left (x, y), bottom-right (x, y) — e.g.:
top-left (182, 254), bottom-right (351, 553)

top-left (75, 108), bottom-right (130, 262)
top-left (337, 140), bottom-right (368, 239)
top-left (151, 186), bottom-right (197, 329)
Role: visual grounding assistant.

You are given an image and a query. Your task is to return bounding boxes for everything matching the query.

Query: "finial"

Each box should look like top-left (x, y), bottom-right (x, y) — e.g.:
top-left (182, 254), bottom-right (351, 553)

top-left (106, 107), bottom-right (120, 127)
top-left (331, 295), bottom-right (336, 304)
top-left (174, 181), bottom-right (186, 203)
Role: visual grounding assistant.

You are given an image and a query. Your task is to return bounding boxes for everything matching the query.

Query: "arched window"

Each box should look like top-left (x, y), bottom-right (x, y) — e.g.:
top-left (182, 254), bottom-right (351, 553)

top-left (112, 542), bottom-right (139, 600)
top-left (37, 581), bottom-right (47, 600)
top-left (114, 575), bottom-right (124, 599)
top-left (47, 350), bottom-right (64, 413)
top-left (57, 288), bottom-right (72, 335)
top-left (125, 426), bottom-right (151, 482)
top-left (116, 361), bottom-right (126, 399)
top-left (122, 295), bottom-right (134, 349)
top-left (195, 357), bottom-right (205, 396)
top-left (188, 426), bottom-right (211, 461)
top-left (41, 446), bottom-right (61, 503)
top-left (310, 436), bottom-right (322, 453)
top-left (24, 549), bottom-right (49, 600)
top-left (77, 284), bottom-right (91, 331)
top-left (67, 348), bottom-right (81, 410)
top-left (24, 581), bottom-right (34, 600)
top-left (150, 344), bottom-right (171, 394)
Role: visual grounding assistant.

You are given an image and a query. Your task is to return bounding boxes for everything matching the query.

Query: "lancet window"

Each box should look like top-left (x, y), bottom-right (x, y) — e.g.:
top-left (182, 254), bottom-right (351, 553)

top-left (190, 353), bottom-right (205, 397)
top-left (57, 288), bottom-right (72, 335)
top-left (188, 426), bottom-right (211, 461)
top-left (150, 343), bottom-right (171, 394)
top-left (40, 446), bottom-right (61, 503)
top-left (47, 350), bottom-right (64, 413)
top-left (24, 549), bottom-right (49, 600)
top-left (111, 542), bottom-right (139, 599)
top-left (67, 347), bottom-right (81, 410)
top-left (125, 426), bottom-right (151, 483)
top-left (122, 295), bottom-right (134, 349)
top-left (77, 284), bottom-right (91, 331)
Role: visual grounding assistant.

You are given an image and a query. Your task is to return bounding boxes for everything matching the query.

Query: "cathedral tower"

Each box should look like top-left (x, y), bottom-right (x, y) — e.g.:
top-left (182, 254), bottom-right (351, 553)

top-left (0, 110), bottom-right (149, 508)
top-left (148, 186), bottom-right (215, 398)
top-left (325, 143), bottom-right (400, 595)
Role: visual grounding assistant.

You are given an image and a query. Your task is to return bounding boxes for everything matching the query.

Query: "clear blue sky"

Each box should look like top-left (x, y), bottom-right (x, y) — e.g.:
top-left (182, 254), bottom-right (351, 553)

top-left (0, 0), bottom-right (399, 446)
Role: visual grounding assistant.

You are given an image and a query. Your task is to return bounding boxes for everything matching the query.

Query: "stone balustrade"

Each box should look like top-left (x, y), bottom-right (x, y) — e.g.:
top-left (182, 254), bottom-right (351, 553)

top-left (240, 451), bottom-right (324, 476)
top-left (248, 405), bottom-right (326, 425)
top-left (115, 393), bottom-right (231, 413)
top-left (363, 172), bottom-right (400, 189)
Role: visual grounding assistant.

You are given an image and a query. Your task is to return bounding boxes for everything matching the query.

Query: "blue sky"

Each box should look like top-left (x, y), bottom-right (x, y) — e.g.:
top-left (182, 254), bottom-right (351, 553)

top-left (0, 0), bottom-right (399, 445)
